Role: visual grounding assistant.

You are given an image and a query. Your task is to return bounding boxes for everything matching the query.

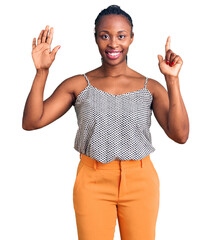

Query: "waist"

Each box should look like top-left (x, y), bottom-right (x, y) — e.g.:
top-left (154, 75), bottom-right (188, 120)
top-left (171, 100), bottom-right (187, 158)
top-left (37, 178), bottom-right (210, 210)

top-left (79, 153), bottom-right (150, 170)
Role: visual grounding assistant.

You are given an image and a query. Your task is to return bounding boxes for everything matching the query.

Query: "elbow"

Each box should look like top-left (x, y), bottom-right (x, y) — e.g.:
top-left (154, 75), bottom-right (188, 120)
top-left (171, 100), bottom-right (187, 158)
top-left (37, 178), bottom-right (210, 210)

top-left (22, 126), bottom-right (34, 131)
top-left (22, 120), bottom-right (29, 130)
top-left (22, 120), bottom-right (37, 131)
top-left (167, 128), bottom-right (189, 144)
top-left (176, 135), bottom-right (188, 144)
top-left (22, 124), bottom-right (34, 131)
top-left (178, 125), bottom-right (190, 144)
top-left (174, 130), bottom-right (189, 144)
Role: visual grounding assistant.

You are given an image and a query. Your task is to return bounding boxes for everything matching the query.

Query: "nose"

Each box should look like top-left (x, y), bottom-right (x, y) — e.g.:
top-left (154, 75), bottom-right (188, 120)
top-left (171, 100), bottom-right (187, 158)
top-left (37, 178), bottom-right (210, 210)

top-left (108, 36), bottom-right (118, 48)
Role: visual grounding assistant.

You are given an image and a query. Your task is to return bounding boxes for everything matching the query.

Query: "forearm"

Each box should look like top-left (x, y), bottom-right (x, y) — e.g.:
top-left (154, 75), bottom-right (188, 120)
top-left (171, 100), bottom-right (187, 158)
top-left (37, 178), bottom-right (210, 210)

top-left (165, 76), bottom-right (189, 143)
top-left (22, 69), bottom-right (49, 129)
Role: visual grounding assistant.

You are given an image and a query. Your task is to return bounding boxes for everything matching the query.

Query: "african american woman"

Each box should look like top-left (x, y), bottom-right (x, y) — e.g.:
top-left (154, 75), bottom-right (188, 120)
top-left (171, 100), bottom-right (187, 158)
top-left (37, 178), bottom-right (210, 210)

top-left (22, 5), bottom-right (189, 240)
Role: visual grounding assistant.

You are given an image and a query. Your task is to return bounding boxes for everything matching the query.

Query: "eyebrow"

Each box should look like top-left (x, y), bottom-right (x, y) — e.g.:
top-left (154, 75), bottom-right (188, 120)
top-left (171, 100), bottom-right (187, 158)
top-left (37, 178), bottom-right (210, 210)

top-left (99, 30), bottom-right (127, 33)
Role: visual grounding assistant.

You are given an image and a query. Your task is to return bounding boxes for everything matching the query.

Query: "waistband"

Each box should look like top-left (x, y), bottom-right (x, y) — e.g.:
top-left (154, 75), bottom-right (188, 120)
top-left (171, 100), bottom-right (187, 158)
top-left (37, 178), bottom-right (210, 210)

top-left (79, 153), bottom-right (150, 170)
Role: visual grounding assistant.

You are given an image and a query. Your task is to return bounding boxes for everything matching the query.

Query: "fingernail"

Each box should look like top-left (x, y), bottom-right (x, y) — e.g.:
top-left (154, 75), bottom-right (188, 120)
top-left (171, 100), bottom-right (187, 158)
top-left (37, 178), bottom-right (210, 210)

top-left (166, 61), bottom-right (169, 65)
top-left (59, 46), bottom-right (61, 49)
top-left (171, 61), bottom-right (174, 66)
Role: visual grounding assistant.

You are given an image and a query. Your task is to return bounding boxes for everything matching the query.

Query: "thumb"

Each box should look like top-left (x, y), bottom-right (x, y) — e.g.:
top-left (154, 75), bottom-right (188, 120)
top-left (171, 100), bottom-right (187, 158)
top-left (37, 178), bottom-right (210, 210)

top-left (157, 54), bottom-right (163, 64)
top-left (51, 45), bottom-right (61, 60)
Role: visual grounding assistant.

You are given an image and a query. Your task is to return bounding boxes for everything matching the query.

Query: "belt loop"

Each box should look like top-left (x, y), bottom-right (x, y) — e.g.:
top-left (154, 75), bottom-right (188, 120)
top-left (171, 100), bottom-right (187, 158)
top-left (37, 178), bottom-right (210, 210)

top-left (94, 160), bottom-right (97, 170)
top-left (140, 159), bottom-right (143, 168)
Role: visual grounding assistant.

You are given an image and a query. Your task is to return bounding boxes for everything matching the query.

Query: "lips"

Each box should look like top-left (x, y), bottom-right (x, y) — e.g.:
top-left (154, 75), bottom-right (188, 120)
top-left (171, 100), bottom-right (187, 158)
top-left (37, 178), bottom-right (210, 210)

top-left (105, 50), bottom-right (123, 60)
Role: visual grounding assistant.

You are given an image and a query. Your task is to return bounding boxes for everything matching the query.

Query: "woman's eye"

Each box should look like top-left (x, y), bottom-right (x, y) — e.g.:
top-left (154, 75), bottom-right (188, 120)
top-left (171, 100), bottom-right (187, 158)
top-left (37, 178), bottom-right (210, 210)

top-left (101, 35), bottom-right (109, 39)
top-left (119, 35), bottom-right (126, 39)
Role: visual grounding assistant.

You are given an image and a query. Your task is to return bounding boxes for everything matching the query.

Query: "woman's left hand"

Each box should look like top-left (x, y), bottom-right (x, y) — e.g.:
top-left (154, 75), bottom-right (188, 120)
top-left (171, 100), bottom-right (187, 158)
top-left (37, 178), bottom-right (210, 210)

top-left (157, 36), bottom-right (183, 77)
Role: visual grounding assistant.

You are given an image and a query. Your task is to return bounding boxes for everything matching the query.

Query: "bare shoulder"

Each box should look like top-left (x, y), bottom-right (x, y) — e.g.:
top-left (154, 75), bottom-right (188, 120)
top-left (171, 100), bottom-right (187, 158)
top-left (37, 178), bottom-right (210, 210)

top-left (66, 67), bottom-right (102, 98)
top-left (146, 77), bottom-right (167, 98)
top-left (62, 74), bottom-right (87, 98)
top-left (63, 74), bottom-right (85, 91)
top-left (128, 68), bottom-right (167, 97)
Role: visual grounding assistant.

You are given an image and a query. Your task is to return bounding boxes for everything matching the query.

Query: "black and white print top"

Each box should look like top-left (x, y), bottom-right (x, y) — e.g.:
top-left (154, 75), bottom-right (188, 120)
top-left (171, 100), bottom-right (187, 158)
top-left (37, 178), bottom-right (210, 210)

top-left (73, 73), bottom-right (155, 164)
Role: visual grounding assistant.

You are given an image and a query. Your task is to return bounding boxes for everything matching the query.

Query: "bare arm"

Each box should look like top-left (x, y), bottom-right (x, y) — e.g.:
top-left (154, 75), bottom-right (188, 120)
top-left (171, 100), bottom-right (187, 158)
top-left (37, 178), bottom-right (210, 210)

top-left (22, 70), bottom-right (77, 130)
top-left (151, 78), bottom-right (189, 143)
top-left (22, 24), bottom-right (75, 130)
top-left (153, 36), bottom-right (189, 143)
top-left (22, 69), bottom-right (49, 129)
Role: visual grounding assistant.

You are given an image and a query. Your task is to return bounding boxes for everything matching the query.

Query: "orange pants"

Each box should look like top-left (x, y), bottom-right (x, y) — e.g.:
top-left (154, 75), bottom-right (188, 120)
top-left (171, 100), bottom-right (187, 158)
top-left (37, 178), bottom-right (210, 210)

top-left (73, 153), bottom-right (160, 240)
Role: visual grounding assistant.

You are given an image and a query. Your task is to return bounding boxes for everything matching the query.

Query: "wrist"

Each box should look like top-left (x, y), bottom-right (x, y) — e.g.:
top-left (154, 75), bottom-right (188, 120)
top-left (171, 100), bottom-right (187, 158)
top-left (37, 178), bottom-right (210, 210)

top-left (36, 68), bottom-right (49, 75)
top-left (165, 75), bottom-right (179, 84)
top-left (165, 76), bottom-right (180, 91)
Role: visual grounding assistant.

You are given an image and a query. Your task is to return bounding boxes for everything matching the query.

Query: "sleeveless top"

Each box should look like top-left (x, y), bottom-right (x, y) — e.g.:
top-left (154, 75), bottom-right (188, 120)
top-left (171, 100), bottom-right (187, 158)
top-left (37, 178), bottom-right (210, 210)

top-left (73, 73), bottom-right (155, 164)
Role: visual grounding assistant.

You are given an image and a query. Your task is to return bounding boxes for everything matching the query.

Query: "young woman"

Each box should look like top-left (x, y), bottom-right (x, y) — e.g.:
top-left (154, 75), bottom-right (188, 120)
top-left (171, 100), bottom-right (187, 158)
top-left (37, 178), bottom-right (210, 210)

top-left (22, 5), bottom-right (189, 240)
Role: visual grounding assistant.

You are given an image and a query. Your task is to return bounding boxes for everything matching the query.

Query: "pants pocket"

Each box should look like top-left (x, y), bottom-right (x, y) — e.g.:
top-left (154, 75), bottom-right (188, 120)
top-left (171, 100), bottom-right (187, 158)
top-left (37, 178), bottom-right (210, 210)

top-left (73, 161), bottom-right (84, 195)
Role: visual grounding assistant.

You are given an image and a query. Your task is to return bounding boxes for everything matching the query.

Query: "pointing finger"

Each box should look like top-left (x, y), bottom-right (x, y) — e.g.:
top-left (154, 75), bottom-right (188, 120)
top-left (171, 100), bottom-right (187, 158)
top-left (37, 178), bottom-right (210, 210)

top-left (165, 36), bottom-right (171, 53)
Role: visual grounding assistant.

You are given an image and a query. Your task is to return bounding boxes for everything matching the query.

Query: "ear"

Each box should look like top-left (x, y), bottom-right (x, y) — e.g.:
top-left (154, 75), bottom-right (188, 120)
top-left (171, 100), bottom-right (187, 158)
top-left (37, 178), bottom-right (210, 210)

top-left (130, 32), bottom-right (134, 44)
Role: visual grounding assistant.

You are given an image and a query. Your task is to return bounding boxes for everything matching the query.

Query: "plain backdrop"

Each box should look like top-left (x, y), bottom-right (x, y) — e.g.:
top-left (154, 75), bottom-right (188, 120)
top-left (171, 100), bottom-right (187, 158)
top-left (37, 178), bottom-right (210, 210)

top-left (1, 0), bottom-right (212, 239)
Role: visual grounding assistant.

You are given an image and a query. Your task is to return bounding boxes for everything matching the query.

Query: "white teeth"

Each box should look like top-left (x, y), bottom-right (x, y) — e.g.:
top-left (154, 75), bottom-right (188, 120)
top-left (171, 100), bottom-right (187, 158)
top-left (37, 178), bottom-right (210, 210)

top-left (107, 52), bottom-right (120, 56)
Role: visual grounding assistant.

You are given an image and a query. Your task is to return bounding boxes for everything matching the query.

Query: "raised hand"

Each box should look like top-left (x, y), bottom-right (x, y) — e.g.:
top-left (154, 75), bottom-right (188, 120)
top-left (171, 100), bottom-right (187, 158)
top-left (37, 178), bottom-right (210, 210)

top-left (157, 36), bottom-right (183, 77)
top-left (32, 25), bottom-right (61, 71)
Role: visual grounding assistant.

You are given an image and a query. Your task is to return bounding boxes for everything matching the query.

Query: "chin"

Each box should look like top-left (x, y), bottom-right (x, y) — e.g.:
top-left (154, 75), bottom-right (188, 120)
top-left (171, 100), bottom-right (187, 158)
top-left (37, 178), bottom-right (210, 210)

top-left (101, 55), bottom-right (127, 65)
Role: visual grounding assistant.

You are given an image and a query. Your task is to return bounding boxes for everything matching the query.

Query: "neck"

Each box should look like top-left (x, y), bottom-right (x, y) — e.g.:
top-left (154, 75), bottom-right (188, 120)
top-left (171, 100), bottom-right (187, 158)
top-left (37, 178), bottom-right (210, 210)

top-left (100, 59), bottom-right (128, 77)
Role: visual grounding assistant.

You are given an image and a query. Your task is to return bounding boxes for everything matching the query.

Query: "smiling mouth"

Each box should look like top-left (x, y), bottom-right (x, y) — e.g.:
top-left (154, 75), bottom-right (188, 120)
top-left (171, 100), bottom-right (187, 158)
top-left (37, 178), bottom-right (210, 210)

top-left (105, 50), bottom-right (123, 59)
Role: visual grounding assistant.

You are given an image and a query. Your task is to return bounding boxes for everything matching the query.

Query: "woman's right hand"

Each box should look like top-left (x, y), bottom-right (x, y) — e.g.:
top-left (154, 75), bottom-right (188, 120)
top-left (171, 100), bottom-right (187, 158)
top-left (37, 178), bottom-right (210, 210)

top-left (32, 25), bottom-right (61, 71)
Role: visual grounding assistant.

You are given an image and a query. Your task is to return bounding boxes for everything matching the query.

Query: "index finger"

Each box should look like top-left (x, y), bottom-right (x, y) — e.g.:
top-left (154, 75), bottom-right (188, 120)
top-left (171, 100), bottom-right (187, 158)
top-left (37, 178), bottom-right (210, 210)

top-left (165, 36), bottom-right (171, 53)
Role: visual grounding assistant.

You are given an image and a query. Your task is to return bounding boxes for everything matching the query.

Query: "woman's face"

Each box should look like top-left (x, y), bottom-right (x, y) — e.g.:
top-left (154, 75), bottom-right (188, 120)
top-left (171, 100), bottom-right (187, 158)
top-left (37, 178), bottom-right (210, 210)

top-left (95, 14), bottom-right (134, 65)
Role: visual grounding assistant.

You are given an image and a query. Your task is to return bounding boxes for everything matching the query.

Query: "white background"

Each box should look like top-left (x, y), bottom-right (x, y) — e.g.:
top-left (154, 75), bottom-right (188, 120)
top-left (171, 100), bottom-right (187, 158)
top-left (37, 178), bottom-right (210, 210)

top-left (1, 0), bottom-right (212, 239)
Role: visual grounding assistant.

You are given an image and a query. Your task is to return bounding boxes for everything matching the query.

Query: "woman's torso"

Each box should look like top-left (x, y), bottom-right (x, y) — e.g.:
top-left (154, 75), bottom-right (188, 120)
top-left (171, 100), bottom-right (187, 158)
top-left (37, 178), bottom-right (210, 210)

top-left (72, 67), bottom-right (156, 163)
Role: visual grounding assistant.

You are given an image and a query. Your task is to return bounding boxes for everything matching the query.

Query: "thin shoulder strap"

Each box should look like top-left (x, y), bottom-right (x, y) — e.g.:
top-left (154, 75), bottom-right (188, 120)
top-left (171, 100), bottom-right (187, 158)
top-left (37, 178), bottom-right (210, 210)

top-left (83, 73), bottom-right (90, 85)
top-left (144, 77), bottom-right (149, 89)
